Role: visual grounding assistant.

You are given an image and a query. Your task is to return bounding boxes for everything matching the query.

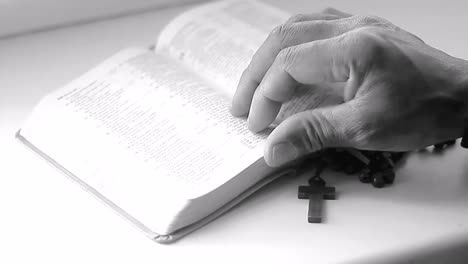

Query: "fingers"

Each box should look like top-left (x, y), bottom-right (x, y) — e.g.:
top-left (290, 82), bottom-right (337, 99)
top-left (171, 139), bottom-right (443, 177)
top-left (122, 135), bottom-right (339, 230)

top-left (231, 15), bottom-right (365, 117)
top-left (285, 13), bottom-right (342, 24)
top-left (286, 8), bottom-right (352, 23)
top-left (264, 102), bottom-right (361, 167)
top-left (322, 7), bottom-right (353, 18)
top-left (231, 14), bottom-right (348, 117)
top-left (247, 36), bottom-right (352, 132)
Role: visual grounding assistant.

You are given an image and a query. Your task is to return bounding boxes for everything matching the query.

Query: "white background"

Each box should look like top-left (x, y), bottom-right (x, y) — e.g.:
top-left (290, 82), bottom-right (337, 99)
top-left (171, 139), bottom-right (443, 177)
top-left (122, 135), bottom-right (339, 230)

top-left (0, 0), bottom-right (205, 38)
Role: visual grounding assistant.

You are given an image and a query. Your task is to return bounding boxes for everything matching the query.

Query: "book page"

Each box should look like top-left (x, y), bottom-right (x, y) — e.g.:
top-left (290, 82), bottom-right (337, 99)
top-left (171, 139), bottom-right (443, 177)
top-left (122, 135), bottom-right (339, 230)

top-left (23, 47), bottom-right (269, 193)
top-left (21, 48), bottom-right (269, 234)
top-left (156, 0), bottom-right (344, 122)
top-left (156, 0), bottom-right (286, 99)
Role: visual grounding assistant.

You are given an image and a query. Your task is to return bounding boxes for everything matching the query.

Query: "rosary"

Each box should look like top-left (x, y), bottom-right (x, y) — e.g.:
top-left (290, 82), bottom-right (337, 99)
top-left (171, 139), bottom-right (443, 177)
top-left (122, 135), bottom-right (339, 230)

top-left (297, 134), bottom-right (468, 223)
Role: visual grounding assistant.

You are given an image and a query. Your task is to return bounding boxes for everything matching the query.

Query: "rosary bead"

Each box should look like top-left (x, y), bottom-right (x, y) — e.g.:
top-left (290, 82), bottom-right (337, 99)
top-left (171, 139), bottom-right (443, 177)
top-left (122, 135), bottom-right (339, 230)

top-left (381, 169), bottom-right (396, 184)
top-left (309, 176), bottom-right (326, 187)
top-left (462, 137), bottom-right (468, 148)
top-left (371, 173), bottom-right (386, 188)
top-left (358, 167), bottom-right (372, 183)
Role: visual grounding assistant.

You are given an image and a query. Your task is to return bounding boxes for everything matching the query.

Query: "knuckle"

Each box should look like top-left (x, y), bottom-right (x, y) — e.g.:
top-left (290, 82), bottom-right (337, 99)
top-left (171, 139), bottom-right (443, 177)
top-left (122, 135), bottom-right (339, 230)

top-left (362, 33), bottom-right (386, 58)
top-left (286, 14), bottom-right (308, 23)
top-left (277, 46), bottom-right (300, 71)
top-left (345, 28), bottom-right (387, 61)
top-left (300, 111), bottom-right (339, 150)
top-left (322, 7), bottom-right (336, 14)
top-left (358, 15), bottom-right (383, 25)
top-left (354, 15), bottom-right (397, 31)
top-left (322, 7), bottom-right (342, 16)
top-left (268, 24), bottom-right (298, 47)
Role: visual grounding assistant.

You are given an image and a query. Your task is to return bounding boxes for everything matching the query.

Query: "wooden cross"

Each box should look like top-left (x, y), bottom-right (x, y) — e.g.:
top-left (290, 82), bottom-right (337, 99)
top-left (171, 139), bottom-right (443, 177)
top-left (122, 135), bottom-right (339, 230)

top-left (298, 184), bottom-right (336, 223)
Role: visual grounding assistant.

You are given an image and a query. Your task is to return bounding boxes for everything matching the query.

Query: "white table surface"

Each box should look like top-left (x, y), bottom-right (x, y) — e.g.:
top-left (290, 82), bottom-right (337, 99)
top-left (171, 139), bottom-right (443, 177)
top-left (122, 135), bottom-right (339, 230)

top-left (0, 0), bottom-right (205, 39)
top-left (2, 1), bottom-right (468, 263)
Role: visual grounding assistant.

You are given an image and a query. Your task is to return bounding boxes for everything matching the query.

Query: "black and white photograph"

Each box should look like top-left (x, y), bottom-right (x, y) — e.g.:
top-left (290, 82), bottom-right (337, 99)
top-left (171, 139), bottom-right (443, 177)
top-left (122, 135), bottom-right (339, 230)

top-left (1, 0), bottom-right (468, 263)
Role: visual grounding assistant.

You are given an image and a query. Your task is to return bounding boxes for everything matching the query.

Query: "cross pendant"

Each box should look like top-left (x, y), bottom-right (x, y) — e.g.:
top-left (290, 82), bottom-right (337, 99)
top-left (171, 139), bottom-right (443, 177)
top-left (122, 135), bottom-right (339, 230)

top-left (298, 184), bottom-right (336, 223)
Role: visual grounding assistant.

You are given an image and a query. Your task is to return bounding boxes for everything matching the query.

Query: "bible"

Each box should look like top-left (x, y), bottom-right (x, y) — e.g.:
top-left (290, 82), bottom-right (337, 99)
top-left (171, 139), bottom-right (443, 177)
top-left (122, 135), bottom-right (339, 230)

top-left (18, 0), bottom-right (343, 243)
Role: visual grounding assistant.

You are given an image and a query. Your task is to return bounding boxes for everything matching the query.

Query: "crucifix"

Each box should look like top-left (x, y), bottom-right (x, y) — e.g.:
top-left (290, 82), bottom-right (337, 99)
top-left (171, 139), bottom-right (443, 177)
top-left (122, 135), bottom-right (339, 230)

top-left (297, 184), bottom-right (336, 223)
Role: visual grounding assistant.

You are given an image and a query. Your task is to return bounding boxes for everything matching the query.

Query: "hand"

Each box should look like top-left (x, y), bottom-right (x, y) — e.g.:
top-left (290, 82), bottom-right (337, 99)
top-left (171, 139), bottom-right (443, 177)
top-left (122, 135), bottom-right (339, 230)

top-left (231, 8), bottom-right (468, 167)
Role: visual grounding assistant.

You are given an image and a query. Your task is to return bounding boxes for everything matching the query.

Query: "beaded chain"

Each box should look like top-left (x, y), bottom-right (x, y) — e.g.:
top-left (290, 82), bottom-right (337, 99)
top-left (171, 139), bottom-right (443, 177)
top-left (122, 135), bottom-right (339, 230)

top-left (297, 137), bottom-right (465, 223)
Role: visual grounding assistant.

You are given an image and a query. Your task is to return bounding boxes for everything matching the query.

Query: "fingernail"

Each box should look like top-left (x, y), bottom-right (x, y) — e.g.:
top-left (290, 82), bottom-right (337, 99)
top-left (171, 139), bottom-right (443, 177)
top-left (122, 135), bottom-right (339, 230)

top-left (271, 142), bottom-right (298, 166)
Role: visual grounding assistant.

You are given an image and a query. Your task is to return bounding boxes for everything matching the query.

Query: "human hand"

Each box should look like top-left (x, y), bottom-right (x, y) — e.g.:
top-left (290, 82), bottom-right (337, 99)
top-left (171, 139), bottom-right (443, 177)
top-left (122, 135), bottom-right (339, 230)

top-left (231, 8), bottom-right (468, 167)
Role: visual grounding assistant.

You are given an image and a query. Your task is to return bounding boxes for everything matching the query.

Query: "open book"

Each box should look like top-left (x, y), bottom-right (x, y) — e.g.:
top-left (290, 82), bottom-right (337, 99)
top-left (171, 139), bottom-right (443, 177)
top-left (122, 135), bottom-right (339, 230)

top-left (18, 0), bottom-right (343, 243)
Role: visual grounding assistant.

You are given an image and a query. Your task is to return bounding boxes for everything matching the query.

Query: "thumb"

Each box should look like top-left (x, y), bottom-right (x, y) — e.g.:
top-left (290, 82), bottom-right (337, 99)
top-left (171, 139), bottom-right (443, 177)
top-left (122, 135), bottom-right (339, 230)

top-left (264, 102), bottom-right (361, 167)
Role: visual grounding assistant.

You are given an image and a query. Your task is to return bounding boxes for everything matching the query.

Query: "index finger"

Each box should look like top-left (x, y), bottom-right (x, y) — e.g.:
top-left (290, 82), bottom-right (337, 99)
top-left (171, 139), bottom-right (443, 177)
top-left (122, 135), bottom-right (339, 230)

top-left (247, 35), bottom-right (352, 132)
top-left (230, 14), bottom-right (343, 117)
top-left (231, 15), bottom-right (360, 117)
